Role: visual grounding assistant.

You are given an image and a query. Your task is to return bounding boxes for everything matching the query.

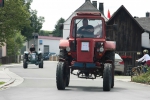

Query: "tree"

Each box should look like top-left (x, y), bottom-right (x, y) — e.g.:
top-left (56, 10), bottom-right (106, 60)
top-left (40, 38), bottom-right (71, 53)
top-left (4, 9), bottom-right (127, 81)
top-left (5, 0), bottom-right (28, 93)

top-left (52, 18), bottom-right (65, 37)
top-left (30, 10), bottom-right (45, 33)
top-left (21, 3), bottom-right (45, 41)
top-left (0, 0), bottom-right (30, 46)
top-left (39, 30), bottom-right (52, 36)
top-left (6, 31), bottom-right (26, 56)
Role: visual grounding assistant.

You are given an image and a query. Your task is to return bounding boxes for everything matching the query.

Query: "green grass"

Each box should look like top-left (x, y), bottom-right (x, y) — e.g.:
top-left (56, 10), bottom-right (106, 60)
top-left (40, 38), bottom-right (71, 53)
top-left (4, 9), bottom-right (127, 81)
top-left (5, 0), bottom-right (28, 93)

top-left (0, 82), bottom-right (5, 85)
top-left (132, 68), bottom-right (150, 85)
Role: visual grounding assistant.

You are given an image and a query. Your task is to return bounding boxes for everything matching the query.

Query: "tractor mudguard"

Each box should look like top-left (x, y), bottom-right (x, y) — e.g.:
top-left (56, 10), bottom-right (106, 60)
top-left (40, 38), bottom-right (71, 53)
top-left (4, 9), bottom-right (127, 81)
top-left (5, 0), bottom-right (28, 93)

top-left (38, 51), bottom-right (42, 54)
top-left (105, 41), bottom-right (116, 50)
top-left (24, 51), bottom-right (29, 54)
top-left (59, 39), bottom-right (69, 48)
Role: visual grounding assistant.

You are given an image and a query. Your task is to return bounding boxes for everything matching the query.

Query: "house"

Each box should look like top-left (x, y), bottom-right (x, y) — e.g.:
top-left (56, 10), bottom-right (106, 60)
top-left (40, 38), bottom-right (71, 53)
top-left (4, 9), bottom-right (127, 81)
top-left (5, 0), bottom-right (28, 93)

top-left (0, 44), bottom-right (9, 64)
top-left (106, 5), bottom-right (146, 74)
top-left (63, 0), bottom-right (108, 39)
top-left (135, 12), bottom-right (150, 51)
top-left (0, 44), bottom-right (6, 58)
top-left (22, 35), bottom-right (62, 55)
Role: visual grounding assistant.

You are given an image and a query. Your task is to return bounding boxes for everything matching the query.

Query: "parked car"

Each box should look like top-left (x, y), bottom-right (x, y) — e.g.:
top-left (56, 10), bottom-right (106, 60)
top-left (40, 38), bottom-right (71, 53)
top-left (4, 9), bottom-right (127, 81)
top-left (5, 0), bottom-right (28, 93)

top-left (43, 52), bottom-right (56, 60)
top-left (115, 53), bottom-right (125, 75)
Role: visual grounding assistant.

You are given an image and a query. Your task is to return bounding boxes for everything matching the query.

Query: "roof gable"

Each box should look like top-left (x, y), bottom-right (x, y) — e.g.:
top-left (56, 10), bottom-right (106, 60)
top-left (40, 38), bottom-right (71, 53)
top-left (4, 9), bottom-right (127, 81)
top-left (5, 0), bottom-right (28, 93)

top-left (75, 1), bottom-right (99, 12)
top-left (107, 5), bottom-right (143, 30)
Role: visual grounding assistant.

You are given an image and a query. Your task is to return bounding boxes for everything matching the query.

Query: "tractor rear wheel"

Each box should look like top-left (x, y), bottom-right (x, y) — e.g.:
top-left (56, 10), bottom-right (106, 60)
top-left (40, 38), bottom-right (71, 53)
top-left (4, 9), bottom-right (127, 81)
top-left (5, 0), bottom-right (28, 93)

top-left (66, 68), bottom-right (70, 87)
top-left (39, 60), bottom-right (43, 68)
top-left (103, 64), bottom-right (112, 91)
top-left (23, 59), bottom-right (28, 69)
top-left (56, 62), bottom-right (66, 90)
top-left (111, 67), bottom-right (114, 88)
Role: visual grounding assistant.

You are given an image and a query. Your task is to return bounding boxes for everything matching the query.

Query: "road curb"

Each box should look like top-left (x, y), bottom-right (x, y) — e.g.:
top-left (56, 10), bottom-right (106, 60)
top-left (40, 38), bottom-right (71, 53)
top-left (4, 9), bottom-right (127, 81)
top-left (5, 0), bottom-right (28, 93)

top-left (0, 68), bottom-right (16, 89)
top-left (0, 64), bottom-right (24, 89)
top-left (115, 77), bottom-right (150, 86)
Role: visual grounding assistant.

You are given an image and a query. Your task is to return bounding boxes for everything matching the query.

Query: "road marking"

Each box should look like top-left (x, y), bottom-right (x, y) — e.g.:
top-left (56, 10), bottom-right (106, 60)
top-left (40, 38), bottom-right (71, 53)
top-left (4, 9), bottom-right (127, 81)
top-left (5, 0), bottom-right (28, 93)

top-left (22, 77), bottom-right (103, 81)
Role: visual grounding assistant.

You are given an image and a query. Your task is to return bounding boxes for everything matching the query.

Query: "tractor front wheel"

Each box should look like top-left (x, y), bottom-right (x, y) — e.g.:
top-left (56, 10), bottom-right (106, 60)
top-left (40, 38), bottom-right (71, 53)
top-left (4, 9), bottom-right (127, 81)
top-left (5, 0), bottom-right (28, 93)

top-left (103, 64), bottom-right (112, 91)
top-left (66, 68), bottom-right (70, 87)
top-left (56, 62), bottom-right (66, 90)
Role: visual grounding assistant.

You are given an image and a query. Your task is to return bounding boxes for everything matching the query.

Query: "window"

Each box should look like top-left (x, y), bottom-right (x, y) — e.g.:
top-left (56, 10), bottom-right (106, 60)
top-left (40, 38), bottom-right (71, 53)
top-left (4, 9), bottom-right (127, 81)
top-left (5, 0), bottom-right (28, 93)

top-left (39, 40), bottom-right (43, 45)
top-left (73, 18), bottom-right (103, 38)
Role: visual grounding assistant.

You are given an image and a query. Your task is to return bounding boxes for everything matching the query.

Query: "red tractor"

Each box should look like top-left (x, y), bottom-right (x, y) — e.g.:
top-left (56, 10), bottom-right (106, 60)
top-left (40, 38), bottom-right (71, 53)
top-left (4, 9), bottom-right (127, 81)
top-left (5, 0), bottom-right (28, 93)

top-left (56, 12), bottom-right (117, 91)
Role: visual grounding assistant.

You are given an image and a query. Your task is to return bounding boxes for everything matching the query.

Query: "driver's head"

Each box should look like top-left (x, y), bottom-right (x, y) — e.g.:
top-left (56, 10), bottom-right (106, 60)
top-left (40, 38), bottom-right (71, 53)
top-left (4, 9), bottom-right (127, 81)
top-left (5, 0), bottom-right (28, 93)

top-left (82, 18), bottom-right (88, 27)
top-left (31, 44), bottom-right (34, 47)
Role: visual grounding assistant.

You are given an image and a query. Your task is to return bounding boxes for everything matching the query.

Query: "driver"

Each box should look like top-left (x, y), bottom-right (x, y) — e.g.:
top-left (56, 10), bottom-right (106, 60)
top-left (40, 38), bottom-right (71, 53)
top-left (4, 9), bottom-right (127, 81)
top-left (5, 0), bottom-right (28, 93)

top-left (30, 44), bottom-right (36, 53)
top-left (77, 18), bottom-right (94, 37)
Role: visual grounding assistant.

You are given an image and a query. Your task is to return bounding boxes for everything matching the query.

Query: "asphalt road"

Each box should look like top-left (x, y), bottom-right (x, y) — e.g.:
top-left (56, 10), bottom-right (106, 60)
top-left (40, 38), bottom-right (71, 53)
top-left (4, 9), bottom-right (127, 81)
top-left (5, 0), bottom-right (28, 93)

top-left (0, 61), bottom-right (150, 100)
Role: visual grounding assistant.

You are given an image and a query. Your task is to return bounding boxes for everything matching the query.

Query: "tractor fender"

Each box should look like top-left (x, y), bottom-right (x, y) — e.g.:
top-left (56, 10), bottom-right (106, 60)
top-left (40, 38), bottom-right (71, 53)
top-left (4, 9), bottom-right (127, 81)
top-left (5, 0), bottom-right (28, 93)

top-left (105, 41), bottom-right (116, 50)
top-left (38, 51), bottom-right (42, 54)
top-left (59, 39), bottom-right (69, 48)
top-left (24, 51), bottom-right (29, 54)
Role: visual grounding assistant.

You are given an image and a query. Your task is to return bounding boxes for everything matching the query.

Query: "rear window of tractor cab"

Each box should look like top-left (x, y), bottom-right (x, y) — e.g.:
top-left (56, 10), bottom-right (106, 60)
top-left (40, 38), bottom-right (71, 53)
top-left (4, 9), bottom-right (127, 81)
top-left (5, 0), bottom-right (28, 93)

top-left (72, 18), bottom-right (103, 38)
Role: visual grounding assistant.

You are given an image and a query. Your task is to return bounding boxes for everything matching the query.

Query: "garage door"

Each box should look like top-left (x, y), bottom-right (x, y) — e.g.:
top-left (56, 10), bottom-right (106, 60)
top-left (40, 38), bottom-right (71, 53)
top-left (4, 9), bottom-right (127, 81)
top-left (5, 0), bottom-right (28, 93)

top-left (44, 45), bottom-right (49, 53)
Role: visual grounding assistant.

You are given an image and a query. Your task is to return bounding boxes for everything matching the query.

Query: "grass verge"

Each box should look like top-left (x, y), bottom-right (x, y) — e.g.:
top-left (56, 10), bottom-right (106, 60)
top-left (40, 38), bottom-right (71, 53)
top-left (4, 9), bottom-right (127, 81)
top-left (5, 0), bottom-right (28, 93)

top-left (132, 68), bottom-right (150, 85)
top-left (0, 82), bottom-right (5, 85)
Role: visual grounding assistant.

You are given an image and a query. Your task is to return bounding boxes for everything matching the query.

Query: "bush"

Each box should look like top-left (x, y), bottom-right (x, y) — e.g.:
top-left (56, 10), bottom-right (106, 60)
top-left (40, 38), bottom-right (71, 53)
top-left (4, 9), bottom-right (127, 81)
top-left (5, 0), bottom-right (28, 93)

top-left (132, 67), bottom-right (150, 85)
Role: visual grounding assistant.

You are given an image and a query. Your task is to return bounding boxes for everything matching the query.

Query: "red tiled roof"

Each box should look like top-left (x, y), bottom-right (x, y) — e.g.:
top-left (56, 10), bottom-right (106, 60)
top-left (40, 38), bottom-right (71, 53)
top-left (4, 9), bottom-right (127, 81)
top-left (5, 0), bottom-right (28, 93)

top-left (38, 36), bottom-right (62, 40)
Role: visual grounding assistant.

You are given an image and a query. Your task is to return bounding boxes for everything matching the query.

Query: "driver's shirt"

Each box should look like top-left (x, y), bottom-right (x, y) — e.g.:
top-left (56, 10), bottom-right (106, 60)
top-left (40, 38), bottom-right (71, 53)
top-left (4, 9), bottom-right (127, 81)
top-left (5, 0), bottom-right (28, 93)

top-left (30, 47), bottom-right (35, 52)
top-left (77, 25), bottom-right (94, 35)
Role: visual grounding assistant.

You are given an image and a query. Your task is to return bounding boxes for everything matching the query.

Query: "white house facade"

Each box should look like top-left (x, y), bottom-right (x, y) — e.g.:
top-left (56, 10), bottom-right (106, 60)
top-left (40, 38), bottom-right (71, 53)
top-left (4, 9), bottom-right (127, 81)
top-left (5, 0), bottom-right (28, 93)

top-left (135, 16), bottom-right (150, 49)
top-left (0, 44), bottom-right (6, 58)
top-left (24, 36), bottom-right (62, 55)
top-left (142, 32), bottom-right (150, 48)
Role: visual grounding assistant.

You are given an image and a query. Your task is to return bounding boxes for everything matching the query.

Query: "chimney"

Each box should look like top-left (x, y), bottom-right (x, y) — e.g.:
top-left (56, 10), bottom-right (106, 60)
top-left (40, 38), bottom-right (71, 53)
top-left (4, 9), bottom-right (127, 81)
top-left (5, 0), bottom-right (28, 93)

top-left (85, 0), bottom-right (91, 2)
top-left (92, 1), bottom-right (97, 8)
top-left (99, 3), bottom-right (104, 15)
top-left (146, 12), bottom-right (149, 17)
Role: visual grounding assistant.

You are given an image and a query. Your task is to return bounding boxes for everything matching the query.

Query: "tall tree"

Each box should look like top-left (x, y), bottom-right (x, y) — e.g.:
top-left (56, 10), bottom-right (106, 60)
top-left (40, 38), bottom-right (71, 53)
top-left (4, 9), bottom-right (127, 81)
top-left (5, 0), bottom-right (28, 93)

top-left (6, 31), bottom-right (26, 56)
top-left (39, 30), bottom-right (51, 36)
top-left (52, 18), bottom-right (65, 37)
top-left (30, 10), bottom-right (45, 33)
top-left (0, 0), bottom-right (30, 46)
top-left (21, 0), bottom-right (45, 41)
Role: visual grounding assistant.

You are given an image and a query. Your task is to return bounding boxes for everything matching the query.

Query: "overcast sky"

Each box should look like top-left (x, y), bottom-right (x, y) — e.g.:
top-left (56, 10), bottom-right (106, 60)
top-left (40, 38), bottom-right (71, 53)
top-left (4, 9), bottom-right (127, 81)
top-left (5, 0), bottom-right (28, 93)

top-left (31, 0), bottom-right (150, 31)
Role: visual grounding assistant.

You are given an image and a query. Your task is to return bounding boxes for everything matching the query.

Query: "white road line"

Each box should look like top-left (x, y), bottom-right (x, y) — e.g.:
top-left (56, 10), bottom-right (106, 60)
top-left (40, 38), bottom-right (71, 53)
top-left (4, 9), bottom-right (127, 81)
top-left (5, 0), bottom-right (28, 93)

top-left (22, 77), bottom-right (103, 81)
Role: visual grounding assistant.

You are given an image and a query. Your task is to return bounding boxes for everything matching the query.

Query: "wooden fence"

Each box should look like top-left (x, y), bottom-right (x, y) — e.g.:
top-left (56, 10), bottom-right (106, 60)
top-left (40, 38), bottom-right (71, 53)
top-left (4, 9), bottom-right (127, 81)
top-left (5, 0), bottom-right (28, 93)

top-left (0, 55), bottom-right (21, 64)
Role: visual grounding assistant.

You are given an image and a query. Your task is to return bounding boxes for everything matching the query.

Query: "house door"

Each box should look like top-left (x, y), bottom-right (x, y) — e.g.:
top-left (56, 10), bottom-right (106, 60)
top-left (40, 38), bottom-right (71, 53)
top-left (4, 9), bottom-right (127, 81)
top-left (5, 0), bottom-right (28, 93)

top-left (44, 45), bottom-right (49, 53)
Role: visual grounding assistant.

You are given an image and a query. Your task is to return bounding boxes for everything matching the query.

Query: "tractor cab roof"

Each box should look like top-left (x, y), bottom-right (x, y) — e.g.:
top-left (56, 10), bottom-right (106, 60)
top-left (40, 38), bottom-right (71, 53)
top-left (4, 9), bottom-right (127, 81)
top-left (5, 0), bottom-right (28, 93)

top-left (76, 12), bottom-right (101, 16)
